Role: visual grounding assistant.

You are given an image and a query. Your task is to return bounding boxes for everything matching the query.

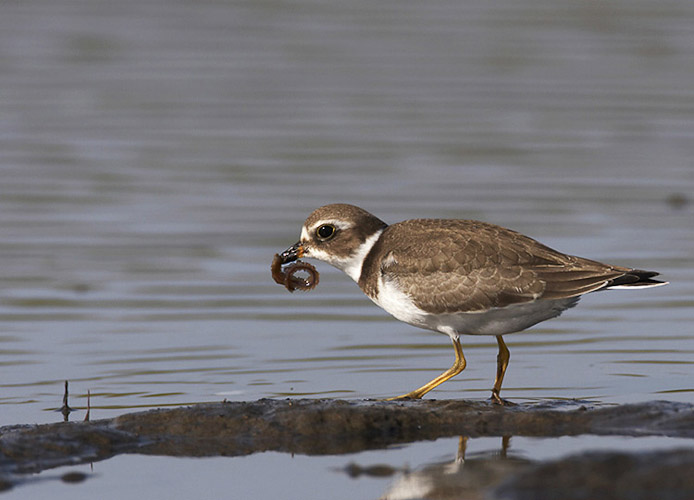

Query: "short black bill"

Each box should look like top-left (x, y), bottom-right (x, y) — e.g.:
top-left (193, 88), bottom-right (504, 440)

top-left (279, 241), bottom-right (304, 264)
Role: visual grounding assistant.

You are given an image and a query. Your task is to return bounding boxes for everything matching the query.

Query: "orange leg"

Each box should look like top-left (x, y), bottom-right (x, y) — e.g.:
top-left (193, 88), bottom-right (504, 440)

top-left (388, 337), bottom-right (466, 400)
top-left (491, 335), bottom-right (511, 405)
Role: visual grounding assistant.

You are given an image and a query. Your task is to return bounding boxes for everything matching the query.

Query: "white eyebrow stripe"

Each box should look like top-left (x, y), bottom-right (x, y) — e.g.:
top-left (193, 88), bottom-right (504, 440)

top-left (309, 219), bottom-right (353, 232)
top-left (301, 219), bottom-right (353, 242)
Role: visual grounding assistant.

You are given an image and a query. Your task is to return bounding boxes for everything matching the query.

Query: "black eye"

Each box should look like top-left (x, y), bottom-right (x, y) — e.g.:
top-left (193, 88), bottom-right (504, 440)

top-left (316, 224), bottom-right (336, 240)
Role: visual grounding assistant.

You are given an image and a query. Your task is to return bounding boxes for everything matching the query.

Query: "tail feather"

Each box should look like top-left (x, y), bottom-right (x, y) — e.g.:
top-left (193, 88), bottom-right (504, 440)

top-left (606, 269), bottom-right (668, 289)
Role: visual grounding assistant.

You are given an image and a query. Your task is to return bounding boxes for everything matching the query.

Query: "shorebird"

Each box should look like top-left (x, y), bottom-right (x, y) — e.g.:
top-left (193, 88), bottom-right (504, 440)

top-left (278, 204), bottom-right (667, 403)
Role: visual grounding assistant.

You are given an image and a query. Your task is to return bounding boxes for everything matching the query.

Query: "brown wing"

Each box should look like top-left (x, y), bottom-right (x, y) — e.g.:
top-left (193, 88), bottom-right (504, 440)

top-left (376, 219), bottom-right (632, 314)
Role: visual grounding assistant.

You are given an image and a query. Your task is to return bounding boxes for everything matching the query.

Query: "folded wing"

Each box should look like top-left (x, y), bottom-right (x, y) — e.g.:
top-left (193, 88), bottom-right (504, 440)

top-left (377, 219), bottom-right (665, 314)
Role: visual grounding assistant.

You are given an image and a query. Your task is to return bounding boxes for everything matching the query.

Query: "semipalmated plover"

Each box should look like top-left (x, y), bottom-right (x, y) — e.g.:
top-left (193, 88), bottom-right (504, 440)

top-left (278, 204), bottom-right (667, 403)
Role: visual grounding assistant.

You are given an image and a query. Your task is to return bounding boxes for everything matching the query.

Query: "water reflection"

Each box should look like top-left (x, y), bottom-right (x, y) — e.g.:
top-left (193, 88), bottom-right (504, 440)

top-left (376, 436), bottom-right (524, 500)
top-left (3, 434), bottom-right (693, 499)
top-left (372, 435), bottom-right (694, 500)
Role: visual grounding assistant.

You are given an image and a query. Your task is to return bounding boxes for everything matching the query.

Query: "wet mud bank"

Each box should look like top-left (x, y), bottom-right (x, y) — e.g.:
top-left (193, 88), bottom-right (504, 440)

top-left (1, 399), bottom-right (694, 496)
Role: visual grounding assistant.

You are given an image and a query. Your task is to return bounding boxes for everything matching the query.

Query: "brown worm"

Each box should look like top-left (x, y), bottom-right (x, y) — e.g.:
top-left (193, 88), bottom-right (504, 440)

top-left (271, 254), bottom-right (319, 292)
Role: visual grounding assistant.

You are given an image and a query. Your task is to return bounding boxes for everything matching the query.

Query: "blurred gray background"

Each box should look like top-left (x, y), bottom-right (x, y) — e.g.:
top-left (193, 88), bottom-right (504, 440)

top-left (2, 0), bottom-right (693, 422)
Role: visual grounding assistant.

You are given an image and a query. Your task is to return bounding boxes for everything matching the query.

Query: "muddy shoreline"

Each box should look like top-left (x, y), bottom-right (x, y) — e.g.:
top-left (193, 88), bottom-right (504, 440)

top-left (2, 399), bottom-right (694, 497)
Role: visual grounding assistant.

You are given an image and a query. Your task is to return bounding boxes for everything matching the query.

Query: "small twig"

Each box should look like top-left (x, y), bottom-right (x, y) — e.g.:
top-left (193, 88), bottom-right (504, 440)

top-left (60, 380), bottom-right (74, 422)
top-left (84, 390), bottom-right (91, 422)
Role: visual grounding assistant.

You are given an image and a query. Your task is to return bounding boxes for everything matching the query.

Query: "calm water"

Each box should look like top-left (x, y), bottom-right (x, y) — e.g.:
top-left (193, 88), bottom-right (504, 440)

top-left (1, 0), bottom-right (693, 497)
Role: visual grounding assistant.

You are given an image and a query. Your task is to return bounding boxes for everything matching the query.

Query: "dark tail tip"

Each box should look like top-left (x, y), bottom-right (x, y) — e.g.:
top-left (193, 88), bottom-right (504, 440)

top-left (608, 269), bottom-right (668, 289)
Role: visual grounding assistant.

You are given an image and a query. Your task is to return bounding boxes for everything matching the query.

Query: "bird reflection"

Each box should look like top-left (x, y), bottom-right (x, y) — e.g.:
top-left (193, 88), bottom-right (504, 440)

top-left (375, 436), bottom-right (527, 500)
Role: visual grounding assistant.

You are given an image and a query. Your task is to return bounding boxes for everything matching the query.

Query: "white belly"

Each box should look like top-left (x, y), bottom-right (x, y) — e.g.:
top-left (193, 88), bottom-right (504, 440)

top-left (371, 278), bottom-right (579, 338)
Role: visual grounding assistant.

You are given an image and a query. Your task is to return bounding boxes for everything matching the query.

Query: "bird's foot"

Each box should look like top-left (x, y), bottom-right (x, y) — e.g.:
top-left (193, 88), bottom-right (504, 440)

top-left (490, 392), bottom-right (516, 406)
top-left (384, 391), bottom-right (423, 402)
